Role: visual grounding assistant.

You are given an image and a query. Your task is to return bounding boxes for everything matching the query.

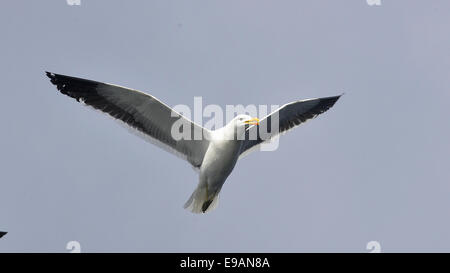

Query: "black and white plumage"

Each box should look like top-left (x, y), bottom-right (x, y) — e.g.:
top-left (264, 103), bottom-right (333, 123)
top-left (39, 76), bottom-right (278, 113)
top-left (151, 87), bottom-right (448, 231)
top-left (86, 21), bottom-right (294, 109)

top-left (46, 72), bottom-right (209, 168)
top-left (240, 96), bottom-right (341, 157)
top-left (46, 72), bottom-right (341, 213)
top-left (0, 231), bottom-right (7, 239)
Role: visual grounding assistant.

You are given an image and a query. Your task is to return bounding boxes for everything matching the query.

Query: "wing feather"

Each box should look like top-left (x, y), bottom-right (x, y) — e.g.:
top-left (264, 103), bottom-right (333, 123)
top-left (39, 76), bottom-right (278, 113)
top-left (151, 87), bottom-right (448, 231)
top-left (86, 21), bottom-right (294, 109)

top-left (46, 72), bottom-right (210, 168)
top-left (240, 95), bottom-right (341, 157)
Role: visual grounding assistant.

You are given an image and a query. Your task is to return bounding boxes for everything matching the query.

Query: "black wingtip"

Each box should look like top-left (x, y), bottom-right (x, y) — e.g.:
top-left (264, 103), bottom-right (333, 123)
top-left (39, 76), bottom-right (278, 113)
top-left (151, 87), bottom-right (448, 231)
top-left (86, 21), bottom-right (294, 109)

top-left (45, 71), bottom-right (56, 82)
top-left (322, 94), bottom-right (342, 105)
top-left (45, 71), bottom-right (61, 87)
top-left (312, 94), bottom-right (342, 115)
top-left (320, 94), bottom-right (343, 101)
top-left (0, 231), bottom-right (7, 239)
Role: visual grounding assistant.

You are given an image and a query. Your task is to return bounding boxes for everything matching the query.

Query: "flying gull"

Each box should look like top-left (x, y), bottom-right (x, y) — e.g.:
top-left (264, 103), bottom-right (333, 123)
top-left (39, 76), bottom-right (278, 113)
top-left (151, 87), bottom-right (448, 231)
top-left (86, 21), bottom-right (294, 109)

top-left (46, 72), bottom-right (341, 213)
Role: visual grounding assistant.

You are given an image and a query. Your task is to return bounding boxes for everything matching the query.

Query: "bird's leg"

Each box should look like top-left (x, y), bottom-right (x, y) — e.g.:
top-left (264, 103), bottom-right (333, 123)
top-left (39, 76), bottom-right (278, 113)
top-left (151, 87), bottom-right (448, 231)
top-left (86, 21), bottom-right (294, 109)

top-left (202, 200), bottom-right (213, 213)
top-left (202, 184), bottom-right (211, 213)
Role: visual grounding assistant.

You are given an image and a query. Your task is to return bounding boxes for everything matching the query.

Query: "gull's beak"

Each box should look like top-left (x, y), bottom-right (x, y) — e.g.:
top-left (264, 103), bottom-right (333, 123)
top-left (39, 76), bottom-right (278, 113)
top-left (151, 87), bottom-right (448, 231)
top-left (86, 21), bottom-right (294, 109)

top-left (244, 117), bottom-right (260, 125)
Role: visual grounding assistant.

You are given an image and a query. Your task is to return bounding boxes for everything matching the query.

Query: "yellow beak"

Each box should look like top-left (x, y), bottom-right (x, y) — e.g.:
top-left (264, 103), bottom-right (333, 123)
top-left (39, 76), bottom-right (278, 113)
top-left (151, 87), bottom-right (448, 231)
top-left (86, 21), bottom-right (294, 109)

top-left (243, 117), bottom-right (260, 125)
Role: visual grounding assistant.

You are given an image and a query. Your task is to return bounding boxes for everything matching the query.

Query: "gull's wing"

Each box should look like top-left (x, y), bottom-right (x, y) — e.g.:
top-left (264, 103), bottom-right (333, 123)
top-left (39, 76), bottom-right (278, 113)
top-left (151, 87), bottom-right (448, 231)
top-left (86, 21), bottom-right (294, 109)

top-left (46, 72), bottom-right (210, 168)
top-left (0, 231), bottom-right (6, 239)
top-left (240, 95), bottom-right (341, 158)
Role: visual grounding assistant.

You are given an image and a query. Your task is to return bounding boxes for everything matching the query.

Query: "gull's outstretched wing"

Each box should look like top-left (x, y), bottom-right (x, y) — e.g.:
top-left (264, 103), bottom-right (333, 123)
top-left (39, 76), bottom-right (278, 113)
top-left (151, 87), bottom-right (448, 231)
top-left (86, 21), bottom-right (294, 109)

top-left (0, 231), bottom-right (6, 239)
top-left (46, 72), bottom-right (210, 168)
top-left (240, 95), bottom-right (341, 158)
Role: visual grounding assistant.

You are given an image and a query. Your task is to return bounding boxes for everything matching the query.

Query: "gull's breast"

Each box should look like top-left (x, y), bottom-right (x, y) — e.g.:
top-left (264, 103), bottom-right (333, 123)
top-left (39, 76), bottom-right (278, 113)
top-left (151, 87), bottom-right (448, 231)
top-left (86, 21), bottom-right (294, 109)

top-left (200, 139), bottom-right (242, 187)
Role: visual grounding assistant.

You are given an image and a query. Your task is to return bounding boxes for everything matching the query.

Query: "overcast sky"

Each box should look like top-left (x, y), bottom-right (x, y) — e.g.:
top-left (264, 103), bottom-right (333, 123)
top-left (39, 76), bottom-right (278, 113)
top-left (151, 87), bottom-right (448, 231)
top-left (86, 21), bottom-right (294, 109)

top-left (0, 0), bottom-right (449, 252)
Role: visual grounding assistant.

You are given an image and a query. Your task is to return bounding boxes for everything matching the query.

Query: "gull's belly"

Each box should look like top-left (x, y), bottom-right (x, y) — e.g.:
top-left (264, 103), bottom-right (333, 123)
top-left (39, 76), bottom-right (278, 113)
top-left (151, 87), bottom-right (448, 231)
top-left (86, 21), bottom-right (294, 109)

top-left (200, 140), bottom-right (242, 190)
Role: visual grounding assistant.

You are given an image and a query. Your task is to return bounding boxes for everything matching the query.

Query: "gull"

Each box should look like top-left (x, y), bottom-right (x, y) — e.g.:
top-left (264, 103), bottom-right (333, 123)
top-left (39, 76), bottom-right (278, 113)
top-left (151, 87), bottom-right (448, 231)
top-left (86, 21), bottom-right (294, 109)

top-left (0, 231), bottom-right (6, 239)
top-left (46, 72), bottom-right (341, 213)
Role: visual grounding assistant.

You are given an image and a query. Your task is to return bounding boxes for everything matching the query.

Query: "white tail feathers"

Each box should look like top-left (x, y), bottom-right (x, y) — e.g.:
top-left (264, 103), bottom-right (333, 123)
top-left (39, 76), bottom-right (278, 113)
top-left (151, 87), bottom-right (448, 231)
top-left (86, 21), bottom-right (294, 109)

top-left (184, 186), bottom-right (220, 214)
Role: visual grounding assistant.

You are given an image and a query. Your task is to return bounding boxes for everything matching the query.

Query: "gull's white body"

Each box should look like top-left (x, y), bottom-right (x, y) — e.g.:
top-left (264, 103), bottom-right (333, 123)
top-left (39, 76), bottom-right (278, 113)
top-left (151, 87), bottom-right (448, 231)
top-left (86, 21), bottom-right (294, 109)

top-left (46, 72), bottom-right (341, 214)
top-left (185, 122), bottom-right (245, 213)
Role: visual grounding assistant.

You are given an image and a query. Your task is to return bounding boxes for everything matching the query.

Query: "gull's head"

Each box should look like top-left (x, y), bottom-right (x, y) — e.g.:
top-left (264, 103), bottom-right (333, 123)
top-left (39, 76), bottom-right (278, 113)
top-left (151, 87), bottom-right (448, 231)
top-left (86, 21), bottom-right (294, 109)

top-left (215, 114), bottom-right (260, 141)
top-left (233, 114), bottom-right (260, 129)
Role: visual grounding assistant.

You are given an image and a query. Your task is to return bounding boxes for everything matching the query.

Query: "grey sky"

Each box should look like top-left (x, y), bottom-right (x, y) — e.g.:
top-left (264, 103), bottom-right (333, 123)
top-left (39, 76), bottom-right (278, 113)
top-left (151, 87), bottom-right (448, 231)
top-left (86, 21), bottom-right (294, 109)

top-left (0, 0), bottom-right (449, 252)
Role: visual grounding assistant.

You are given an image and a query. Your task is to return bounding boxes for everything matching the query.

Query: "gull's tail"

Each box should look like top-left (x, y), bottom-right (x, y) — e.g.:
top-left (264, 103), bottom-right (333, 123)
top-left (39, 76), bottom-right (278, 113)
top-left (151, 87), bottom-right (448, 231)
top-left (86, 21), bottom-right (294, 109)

top-left (184, 186), bottom-right (220, 214)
